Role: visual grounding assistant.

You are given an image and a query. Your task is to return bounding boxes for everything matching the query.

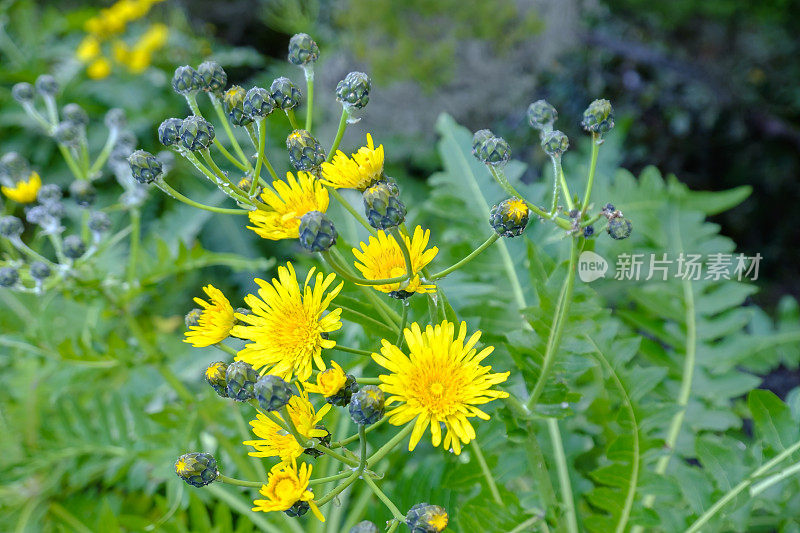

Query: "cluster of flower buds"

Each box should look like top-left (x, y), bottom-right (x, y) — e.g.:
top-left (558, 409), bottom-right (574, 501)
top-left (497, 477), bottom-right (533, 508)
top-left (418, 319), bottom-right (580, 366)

top-left (602, 203), bottom-right (632, 240)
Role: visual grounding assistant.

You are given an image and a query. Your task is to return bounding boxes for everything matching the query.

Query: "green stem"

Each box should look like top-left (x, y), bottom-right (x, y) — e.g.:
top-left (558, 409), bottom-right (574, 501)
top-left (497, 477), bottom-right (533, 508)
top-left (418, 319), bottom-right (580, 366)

top-left (430, 234), bottom-right (499, 279)
top-left (750, 460), bottom-right (800, 497)
top-left (156, 364), bottom-right (195, 404)
top-left (355, 377), bottom-right (381, 385)
top-left (332, 417), bottom-right (388, 448)
top-left (581, 134), bottom-right (600, 214)
top-left (316, 444), bottom-right (360, 467)
top-left (549, 162), bottom-right (560, 217)
top-left (217, 474), bottom-right (263, 488)
top-left (214, 343), bottom-right (238, 356)
top-left (10, 237), bottom-right (54, 265)
top-left (328, 187), bottom-right (377, 236)
top-left (527, 238), bottom-right (579, 409)
top-left (363, 476), bottom-right (405, 521)
top-left (213, 138), bottom-right (249, 172)
top-left (327, 108), bottom-right (349, 161)
top-left (199, 150), bottom-right (257, 206)
top-left (126, 208), bottom-right (140, 290)
top-left (334, 345), bottom-right (373, 357)
top-left (286, 109), bottom-right (300, 130)
top-left (156, 179), bottom-right (249, 215)
top-left (209, 95), bottom-right (253, 171)
top-left (89, 129), bottom-right (118, 176)
top-left (309, 471), bottom-right (353, 486)
top-left (490, 167), bottom-right (572, 230)
top-left (58, 144), bottom-right (85, 181)
top-left (555, 157), bottom-right (574, 212)
top-left (358, 425), bottom-right (368, 472)
top-left (305, 67), bottom-right (315, 132)
top-left (367, 423), bottom-right (415, 467)
top-left (470, 440), bottom-right (502, 505)
top-left (315, 473), bottom-right (359, 507)
top-left (547, 418), bottom-right (578, 533)
top-left (396, 302), bottom-right (408, 348)
top-left (250, 118), bottom-right (267, 196)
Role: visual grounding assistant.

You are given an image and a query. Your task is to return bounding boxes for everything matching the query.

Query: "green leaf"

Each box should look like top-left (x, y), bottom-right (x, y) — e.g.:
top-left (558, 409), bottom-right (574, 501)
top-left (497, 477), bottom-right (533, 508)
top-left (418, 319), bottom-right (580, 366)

top-left (748, 389), bottom-right (800, 451)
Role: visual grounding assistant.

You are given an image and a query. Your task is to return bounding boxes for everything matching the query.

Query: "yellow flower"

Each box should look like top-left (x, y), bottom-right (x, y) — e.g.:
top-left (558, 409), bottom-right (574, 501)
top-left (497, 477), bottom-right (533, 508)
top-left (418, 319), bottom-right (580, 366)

top-left (136, 23), bottom-right (169, 51)
top-left (76, 35), bottom-right (101, 62)
top-left (306, 361), bottom-right (348, 397)
top-left (352, 225), bottom-right (438, 295)
top-left (244, 390), bottom-right (331, 463)
top-left (372, 320), bottom-right (509, 455)
top-left (232, 262), bottom-right (343, 381)
top-left (2, 171), bottom-right (41, 203)
top-left (320, 133), bottom-right (384, 190)
top-left (246, 172), bottom-right (329, 241)
top-left (87, 57), bottom-right (113, 79)
top-left (252, 461), bottom-right (324, 522)
top-left (183, 285), bottom-right (236, 347)
top-left (125, 48), bottom-right (152, 73)
top-left (505, 198), bottom-right (529, 221)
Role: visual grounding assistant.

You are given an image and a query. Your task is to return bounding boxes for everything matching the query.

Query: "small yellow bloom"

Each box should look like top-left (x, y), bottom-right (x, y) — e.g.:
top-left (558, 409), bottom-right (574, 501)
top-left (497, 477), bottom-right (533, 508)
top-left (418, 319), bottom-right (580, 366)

top-left (244, 390), bottom-right (331, 463)
top-left (252, 461), bottom-right (324, 522)
top-left (125, 48), bottom-right (152, 73)
top-left (320, 133), bottom-right (384, 190)
top-left (505, 198), bottom-right (529, 221)
top-left (76, 35), bottom-right (101, 62)
top-left (183, 285), bottom-right (236, 347)
top-left (2, 171), bottom-right (42, 204)
top-left (246, 172), bottom-right (329, 241)
top-left (352, 225), bottom-right (438, 295)
top-left (232, 262), bottom-right (343, 381)
top-left (136, 23), bottom-right (169, 51)
top-left (372, 320), bottom-right (509, 455)
top-left (306, 361), bottom-right (348, 398)
top-left (87, 57), bottom-right (113, 79)
top-left (429, 509), bottom-right (449, 531)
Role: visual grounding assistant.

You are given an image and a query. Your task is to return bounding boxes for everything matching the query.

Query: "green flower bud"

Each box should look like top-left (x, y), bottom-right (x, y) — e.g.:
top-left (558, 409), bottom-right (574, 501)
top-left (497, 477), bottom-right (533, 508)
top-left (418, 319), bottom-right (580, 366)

top-left (0, 152), bottom-right (29, 182)
top-left (541, 129), bottom-right (569, 157)
top-left (45, 201), bottom-right (65, 220)
top-left (205, 361), bottom-right (229, 398)
top-left (104, 108), bottom-right (127, 131)
top-left (37, 184), bottom-right (62, 205)
top-left (185, 308), bottom-right (202, 328)
top-left (243, 87), bottom-right (275, 118)
top-left (30, 261), bottom-right (51, 280)
top-left (405, 503), bottom-right (449, 533)
top-left (288, 33), bottom-right (320, 66)
top-left (63, 235), bottom-right (86, 259)
top-left (12, 82), bottom-right (34, 104)
top-left (254, 374), bottom-right (293, 411)
top-left (225, 360), bottom-right (258, 402)
top-left (88, 211), bottom-right (112, 235)
top-left (286, 129), bottom-right (326, 172)
top-left (269, 77), bottom-right (302, 111)
top-left (69, 180), bottom-right (96, 207)
top-left (0, 216), bottom-right (24, 237)
top-left (0, 266), bottom-right (19, 287)
top-left (527, 99), bottom-right (558, 131)
top-left (26, 205), bottom-right (50, 226)
top-left (583, 225), bottom-right (595, 238)
top-left (223, 86), bottom-right (253, 127)
top-left (350, 521), bottom-right (380, 533)
top-left (35, 75), bottom-right (59, 96)
top-left (472, 129), bottom-right (511, 166)
top-left (62, 103), bottom-right (89, 127)
top-left (348, 385), bottom-right (385, 426)
top-left (607, 217), bottom-right (632, 240)
top-left (298, 210), bottom-right (337, 252)
top-left (171, 65), bottom-right (204, 95)
top-left (303, 424), bottom-right (331, 458)
top-left (127, 149), bottom-right (163, 184)
top-left (175, 452), bottom-right (218, 487)
top-left (54, 122), bottom-right (81, 147)
top-left (158, 118), bottom-right (183, 147)
top-left (285, 500), bottom-right (310, 518)
top-left (197, 61), bottom-right (227, 93)
top-left (336, 71), bottom-right (371, 110)
top-left (362, 181), bottom-right (406, 230)
top-left (489, 197), bottom-right (530, 238)
top-left (324, 374), bottom-right (358, 407)
top-left (581, 98), bottom-right (614, 135)
top-left (179, 116), bottom-right (215, 151)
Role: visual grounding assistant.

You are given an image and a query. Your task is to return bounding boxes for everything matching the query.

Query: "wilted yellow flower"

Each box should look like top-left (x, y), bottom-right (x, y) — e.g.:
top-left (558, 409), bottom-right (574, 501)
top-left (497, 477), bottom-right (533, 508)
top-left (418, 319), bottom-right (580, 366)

top-left (352, 225), bottom-right (438, 295)
top-left (252, 461), bottom-right (324, 522)
top-left (183, 285), bottom-right (236, 347)
top-left (372, 320), bottom-right (509, 455)
top-left (232, 262), bottom-right (343, 381)
top-left (320, 133), bottom-right (384, 190)
top-left (2, 172), bottom-right (42, 204)
top-left (246, 172), bottom-right (329, 241)
top-left (306, 361), bottom-right (348, 398)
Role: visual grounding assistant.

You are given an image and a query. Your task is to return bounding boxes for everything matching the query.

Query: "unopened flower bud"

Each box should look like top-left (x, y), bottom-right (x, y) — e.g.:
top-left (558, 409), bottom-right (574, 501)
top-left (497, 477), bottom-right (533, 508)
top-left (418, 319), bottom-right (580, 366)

top-left (269, 77), bottom-right (301, 111)
top-left (298, 210), bottom-right (337, 252)
top-left (288, 33), bottom-right (320, 66)
top-left (581, 99), bottom-right (614, 135)
top-left (583, 225), bottom-right (595, 238)
top-left (158, 118), bottom-right (183, 147)
top-left (185, 308), bottom-right (202, 328)
top-left (406, 503), bottom-right (448, 533)
top-left (12, 82), bottom-right (34, 104)
top-left (175, 452), bottom-right (218, 487)
top-left (35, 74), bottom-right (59, 96)
top-left (254, 374), bottom-right (293, 411)
top-left (0, 152), bottom-right (29, 182)
top-left (171, 65), bottom-right (203, 95)
top-left (197, 61), bottom-right (227, 93)
top-left (350, 521), bottom-right (380, 533)
top-left (179, 116), bottom-right (215, 152)
top-left (472, 130), bottom-right (511, 166)
top-left (223, 86), bottom-right (252, 127)
top-left (69, 180), bottom-right (96, 207)
top-left (286, 129), bottom-right (325, 172)
top-left (54, 122), bottom-right (81, 147)
top-left (541, 129), bottom-right (569, 157)
top-left (104, 108), bottom-right (127, 131)
top-left (285, 501), bottom-right (310, 517)
top-left (45, 201), bottom-right (65, 220)
top-left (37, 184), bottom-right (62, 205)
top-left (30, 261), bottom-right (51, 280)
top-left (128, 150), bottom-right (163, 184)
top-left (0, 216), bottom-right (23, 237)
top-left (349, 385), bottom-right (385, 425)
top-left (527, 99), bottom-right (558, 131)
top-left (243, 87), bottom-right (275, 118)
top-left (225, 360), bottom-right (258, 401)
top-left (205, 361), bottom-right (229, 398)
top-left (336, 71), bottom-right (371, 110)
top-left (62, 103), bottom-right (89, 127)
top-left (0, 267), bottom-right (19, 288)
top-left (362, 181), bottom-right (406, 230)
top-left (607, 217), bottom-right (632, 240)
top-left (88, 211), bottom-right (111, 234)
top-left (490, 197), bottom-right (530, 238)
top-left (63, 235), bottom-right (86, 259)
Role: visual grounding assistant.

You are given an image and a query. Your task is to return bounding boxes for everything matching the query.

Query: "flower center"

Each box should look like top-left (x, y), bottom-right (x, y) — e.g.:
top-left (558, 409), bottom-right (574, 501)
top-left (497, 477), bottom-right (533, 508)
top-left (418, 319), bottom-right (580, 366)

top-left (429, 382), bottom-right (444, 395)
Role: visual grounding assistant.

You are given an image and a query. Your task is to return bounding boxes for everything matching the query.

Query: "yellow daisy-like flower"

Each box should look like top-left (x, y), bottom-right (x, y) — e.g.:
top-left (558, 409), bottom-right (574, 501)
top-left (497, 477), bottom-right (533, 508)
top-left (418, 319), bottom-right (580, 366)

top-left (252, 461), bottom-right (324, 522)
top-left (231, 262), bottom-right (343, 381)
top-left (320, 133), bottom-right (384, 190)
top-left (372, 320), bottom-right (509, 455)
top-left (505, 198), bottom-right (529, 221)
top-left (246, 172), bottom-right (329, 240)
top-left (306, 361), bottom-right (348, 397)
top-left (353, 225), bottom-right (439, 295)
top-left (244, 390), bottom-right (332, 463)
top-left (2, 171), bottom-right (41, 204)
top-left (183, 285), bottom-right (236, 347)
